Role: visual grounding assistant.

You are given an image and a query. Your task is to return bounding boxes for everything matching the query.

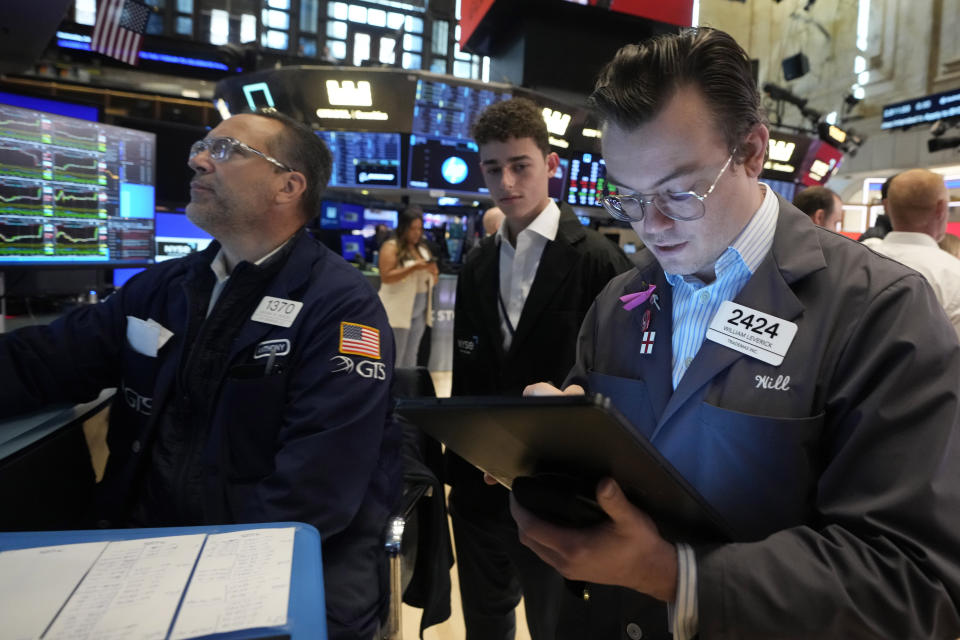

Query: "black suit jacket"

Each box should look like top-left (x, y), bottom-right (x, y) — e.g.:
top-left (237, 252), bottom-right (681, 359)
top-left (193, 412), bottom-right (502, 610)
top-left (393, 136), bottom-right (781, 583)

top-left (447, 202), bottom-right (633, 501)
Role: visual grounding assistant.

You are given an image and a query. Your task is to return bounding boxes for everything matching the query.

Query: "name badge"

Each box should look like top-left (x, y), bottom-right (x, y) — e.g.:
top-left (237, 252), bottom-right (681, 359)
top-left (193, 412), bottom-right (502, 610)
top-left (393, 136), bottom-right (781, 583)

top-left (706, 301), bottom-right (797, 366)
top-left (251, 296), bottom-right (303, 328)
top-left (254, 338), bottom-right (291, 359)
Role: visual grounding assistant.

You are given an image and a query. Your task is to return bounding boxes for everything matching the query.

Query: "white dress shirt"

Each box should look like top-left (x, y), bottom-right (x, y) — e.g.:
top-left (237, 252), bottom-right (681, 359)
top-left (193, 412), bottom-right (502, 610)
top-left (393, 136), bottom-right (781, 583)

top-left (872, 231), bottom-right (960, 339)
top-left (497, 200), bottom-right (561, 351)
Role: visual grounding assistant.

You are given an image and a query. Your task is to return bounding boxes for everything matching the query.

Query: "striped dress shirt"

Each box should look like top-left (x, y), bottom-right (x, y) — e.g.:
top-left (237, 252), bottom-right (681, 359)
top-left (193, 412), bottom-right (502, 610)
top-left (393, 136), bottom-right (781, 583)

top-left (667, 183), bottom-right (778, 640)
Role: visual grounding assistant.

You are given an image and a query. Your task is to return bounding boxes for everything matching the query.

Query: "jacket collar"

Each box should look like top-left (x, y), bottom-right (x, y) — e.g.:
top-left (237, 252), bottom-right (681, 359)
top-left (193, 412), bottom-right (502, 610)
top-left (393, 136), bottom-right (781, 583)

top-left (507, 202), bottom-right (586, 355)
top-left (653, 197), bottom-right (826, 434)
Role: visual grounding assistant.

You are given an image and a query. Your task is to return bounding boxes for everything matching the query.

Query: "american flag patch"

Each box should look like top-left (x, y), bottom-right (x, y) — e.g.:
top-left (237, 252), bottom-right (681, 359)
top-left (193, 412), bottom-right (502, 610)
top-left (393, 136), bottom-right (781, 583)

top-left (339, 322), bottom-right (380, 359)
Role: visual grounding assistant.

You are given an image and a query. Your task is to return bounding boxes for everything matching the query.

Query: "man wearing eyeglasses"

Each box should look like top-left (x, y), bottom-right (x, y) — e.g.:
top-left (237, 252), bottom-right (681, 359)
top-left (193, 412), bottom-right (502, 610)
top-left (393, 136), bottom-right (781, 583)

top-left (515, 28), bottom-right (960, 639)
top-left (0, 111), bottom-right (400, 640)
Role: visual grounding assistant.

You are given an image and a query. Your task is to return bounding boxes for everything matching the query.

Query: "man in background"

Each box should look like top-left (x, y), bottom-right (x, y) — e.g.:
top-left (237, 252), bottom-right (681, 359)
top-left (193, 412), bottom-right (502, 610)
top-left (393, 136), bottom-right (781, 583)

top-left (872, 168), bottom-right (960, 337)
top-left (448, 97), bottom-right (632, 640)
top-left (859, 173), bottom-right (897, 247)
top-left (792, 185), bottom-right (844, 230)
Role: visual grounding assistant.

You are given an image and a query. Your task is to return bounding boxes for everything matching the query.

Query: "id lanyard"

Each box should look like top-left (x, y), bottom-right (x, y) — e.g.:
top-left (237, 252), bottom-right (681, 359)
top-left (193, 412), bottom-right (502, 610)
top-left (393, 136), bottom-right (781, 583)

top-left (497, 289), bottom-right (517, 340)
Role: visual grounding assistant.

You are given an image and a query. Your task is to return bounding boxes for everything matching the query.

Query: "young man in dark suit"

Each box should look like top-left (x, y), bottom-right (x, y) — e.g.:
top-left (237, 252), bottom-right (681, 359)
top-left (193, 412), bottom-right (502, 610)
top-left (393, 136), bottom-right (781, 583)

top-left (447, 97), bottom-right (633, 640)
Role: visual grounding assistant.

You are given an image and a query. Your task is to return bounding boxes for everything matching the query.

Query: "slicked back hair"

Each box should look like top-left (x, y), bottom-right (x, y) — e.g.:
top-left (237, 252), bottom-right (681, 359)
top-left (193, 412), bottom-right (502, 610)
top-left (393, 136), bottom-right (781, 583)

top-left (471, 98), bottom-right (550, 157)
top-left (252, 110), bottom-right (332, 222)
top-left (589, 27), bottom-right (765, 164)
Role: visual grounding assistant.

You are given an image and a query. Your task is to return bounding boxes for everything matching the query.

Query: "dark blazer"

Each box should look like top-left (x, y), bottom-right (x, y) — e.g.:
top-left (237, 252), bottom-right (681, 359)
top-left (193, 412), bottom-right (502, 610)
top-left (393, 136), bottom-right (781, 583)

top-left (448, 201), bottom-right (633, 500)
top-left (561, 198), bottom-right (960, 639)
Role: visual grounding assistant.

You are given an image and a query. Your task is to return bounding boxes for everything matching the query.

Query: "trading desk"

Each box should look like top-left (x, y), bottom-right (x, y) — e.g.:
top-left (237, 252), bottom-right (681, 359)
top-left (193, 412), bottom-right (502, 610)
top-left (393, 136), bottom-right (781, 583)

top-left (0, 389), bottom-right (114, 531)
top-left (0, 522), bottom-right (326, 640)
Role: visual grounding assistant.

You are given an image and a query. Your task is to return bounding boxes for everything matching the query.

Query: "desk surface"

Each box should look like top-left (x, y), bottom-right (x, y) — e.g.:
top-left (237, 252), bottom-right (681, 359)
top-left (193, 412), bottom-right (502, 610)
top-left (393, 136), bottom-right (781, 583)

top-left (0, 388), bottom-right (114, 461)
top-left (0, 522), bottom-right (325, 640)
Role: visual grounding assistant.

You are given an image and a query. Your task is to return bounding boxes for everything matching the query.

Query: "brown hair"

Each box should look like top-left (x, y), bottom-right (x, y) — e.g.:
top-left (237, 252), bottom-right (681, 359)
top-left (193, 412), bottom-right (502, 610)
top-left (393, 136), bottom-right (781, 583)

top-left (589, 27), bottom-right (765, 163)
top-left (253, 109), bottom-right (332, 221)
top-left (471, 97), bottom-right (550, 156)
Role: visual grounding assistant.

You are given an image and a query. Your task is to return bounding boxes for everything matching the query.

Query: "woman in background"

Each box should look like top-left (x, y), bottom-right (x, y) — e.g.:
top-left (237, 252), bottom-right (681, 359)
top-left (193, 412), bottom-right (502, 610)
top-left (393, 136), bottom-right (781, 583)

top-left (378, 207), bottom-right (439, 367)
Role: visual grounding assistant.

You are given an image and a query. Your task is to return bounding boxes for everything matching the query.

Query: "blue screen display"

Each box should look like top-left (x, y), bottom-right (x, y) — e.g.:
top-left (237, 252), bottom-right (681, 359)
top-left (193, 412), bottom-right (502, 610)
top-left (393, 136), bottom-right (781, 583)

top-left (341, 234), bottom-right (364, 261)
top-left (0, 91), bottom-right (98, 122)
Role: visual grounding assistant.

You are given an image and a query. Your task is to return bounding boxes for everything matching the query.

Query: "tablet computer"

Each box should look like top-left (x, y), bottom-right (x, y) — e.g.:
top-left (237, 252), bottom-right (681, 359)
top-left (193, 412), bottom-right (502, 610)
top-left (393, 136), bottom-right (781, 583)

top-left (396, 394), bottom-right (735, 543)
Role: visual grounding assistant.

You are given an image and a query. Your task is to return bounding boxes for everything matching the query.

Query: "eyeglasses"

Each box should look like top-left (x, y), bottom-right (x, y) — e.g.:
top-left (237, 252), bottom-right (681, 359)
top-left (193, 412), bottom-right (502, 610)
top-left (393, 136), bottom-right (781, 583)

top-left (188, 136), bottom-right (295, 172)
top-left (601, 153), bottom-right (735, 223)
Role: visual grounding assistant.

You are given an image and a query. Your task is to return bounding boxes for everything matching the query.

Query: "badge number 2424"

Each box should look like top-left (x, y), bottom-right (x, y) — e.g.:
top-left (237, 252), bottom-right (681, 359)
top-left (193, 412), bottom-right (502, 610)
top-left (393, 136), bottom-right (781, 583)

top-left (726, 307), bottom-right (780, 339)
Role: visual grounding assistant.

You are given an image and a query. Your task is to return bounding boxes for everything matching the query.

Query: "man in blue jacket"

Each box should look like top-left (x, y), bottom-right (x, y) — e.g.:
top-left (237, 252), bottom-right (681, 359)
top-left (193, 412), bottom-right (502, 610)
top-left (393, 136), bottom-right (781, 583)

top-left (515, 28), bottom-right (960, 639)
top-left (0, 111), bottom-right (400, 640)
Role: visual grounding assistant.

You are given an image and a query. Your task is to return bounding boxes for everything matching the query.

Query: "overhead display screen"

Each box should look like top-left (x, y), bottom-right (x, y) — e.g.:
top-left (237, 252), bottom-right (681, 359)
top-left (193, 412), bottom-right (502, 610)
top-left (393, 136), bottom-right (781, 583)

top-left (412, 78), bottom-right (510, 140)
top-left (566, 152), bottom-right (615, 207)
top-left (0, 103), bottom-right (156, 265)
top-left (761, 131), bottom-right (813, 183)
top-left (548, 157), bottom-right (569, 200)
top-left (316, 130), bottom-right (401, 189)
top-left (407, 135), bottom-right (488, 195)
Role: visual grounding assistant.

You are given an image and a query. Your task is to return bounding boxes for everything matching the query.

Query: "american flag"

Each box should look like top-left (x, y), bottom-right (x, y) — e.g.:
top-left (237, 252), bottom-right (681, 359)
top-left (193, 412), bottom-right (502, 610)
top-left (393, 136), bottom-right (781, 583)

top-left (340, 322), bottom-right (381, 359)
top-left (92, 0), bottom-right (151, 66)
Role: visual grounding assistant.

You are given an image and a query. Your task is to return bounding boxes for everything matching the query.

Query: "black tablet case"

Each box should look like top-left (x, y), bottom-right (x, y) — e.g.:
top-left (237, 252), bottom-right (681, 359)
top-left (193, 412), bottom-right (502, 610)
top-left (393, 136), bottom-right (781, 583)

top-left (397, 394), bottom-right (736, 543)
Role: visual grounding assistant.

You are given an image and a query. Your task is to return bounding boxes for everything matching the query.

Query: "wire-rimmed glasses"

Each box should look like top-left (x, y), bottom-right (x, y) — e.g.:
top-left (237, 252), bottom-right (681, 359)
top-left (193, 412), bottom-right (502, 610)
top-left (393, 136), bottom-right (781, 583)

top-left (189, 136), bottom-right (295, 172)
top-left (601, 153), bottom-right (735, 223)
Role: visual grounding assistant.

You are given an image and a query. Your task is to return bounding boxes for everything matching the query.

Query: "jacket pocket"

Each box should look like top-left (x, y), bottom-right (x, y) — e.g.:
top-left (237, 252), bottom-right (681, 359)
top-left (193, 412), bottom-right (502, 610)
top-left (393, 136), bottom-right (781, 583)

top-left (216, 368), bottom-right (289, 481)
top-left (691, 403), bottom-right (826, 537)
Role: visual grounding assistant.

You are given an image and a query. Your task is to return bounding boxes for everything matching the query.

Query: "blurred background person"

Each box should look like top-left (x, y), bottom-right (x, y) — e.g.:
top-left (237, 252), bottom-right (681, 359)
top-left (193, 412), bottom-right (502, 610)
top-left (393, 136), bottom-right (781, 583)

top-left (859, 173), bottom-right (898, 248)
top-left (872, 168), bottom-right (960, 338)
top-left (793, 186), bottom-right (844, 230)
top-left (378, 206), bottom-right (439, 367)
top-left (482, 206), bottom-right (506, 237)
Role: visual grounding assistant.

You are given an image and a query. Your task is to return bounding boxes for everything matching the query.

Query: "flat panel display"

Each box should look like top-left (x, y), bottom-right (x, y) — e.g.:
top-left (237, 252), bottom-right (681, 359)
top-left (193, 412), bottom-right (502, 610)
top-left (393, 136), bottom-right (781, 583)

top-left (407, 135), bottom-right (488, 196)
top-left (0, 103), bottom-right (155, 265)
top-left (315, 130), bottom-right (401, 189)
top-left (799, 141), bottom-right (843, 187)
top-left (341, 234), bottom-right (364, 261)
top-left (154, 211), bottom-right (213, 262)
top-left (339, 202), bottom-right (364, 230)
top-left (549, 157), bottom-right (569, 200)
top-left (319, 200), bottom-right (340, 229)
top-left (0, 91), bottom-right (99, 122)
top-left (761, 131), bottom-right (812, 184)
top-left (412, 78), bottom-right (510, 140)
top-left (566, 152), bottom-right (615, 208)
top-left (363, 207), bottom-right (399, 229)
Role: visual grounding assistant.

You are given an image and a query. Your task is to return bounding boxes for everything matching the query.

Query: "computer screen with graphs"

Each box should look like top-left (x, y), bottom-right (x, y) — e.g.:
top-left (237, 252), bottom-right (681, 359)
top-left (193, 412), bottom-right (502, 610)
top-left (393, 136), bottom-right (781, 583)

top-left (0, 103), bottom-right (156, 266)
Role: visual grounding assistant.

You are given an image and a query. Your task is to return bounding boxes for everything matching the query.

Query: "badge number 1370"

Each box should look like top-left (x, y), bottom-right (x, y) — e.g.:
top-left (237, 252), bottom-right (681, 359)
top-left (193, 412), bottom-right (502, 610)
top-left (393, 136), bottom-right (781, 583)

top-left (706, 301), bottom-right (797, 366)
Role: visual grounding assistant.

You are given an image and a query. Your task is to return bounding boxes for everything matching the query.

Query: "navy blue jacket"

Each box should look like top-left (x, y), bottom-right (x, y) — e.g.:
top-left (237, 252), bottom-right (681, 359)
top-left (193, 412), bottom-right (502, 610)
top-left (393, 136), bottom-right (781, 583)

top-left (0, 231), bottom-right (401, 640)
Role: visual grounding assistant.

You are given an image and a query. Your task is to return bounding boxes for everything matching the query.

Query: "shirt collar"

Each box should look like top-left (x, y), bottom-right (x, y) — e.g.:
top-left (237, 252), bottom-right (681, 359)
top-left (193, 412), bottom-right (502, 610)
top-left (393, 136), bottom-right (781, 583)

top-left (664, 183), bottom-right (778, 287)
top-left (209, 235), bottom-right (295, 284)
top-left (882, 231), bottom-right (940, 248)
top-left (496, 199), bottom-right (561, 246)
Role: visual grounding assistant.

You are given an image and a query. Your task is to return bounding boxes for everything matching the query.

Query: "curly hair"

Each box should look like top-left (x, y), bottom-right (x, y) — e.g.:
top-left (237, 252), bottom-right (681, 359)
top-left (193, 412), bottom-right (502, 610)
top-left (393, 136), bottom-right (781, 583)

top-left (471, 97), bottom-right (550, 156)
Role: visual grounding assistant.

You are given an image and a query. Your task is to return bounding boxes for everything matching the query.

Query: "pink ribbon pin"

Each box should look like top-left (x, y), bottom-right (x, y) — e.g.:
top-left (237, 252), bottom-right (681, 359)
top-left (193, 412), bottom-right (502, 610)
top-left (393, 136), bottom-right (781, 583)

top-left (619, 285), bottom-right (657, 311)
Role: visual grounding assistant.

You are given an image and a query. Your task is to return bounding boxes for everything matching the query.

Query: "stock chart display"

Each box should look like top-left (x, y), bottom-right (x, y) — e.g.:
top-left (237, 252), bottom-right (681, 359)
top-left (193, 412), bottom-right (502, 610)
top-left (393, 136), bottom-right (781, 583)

top-left (566, 152), bottom-right (616, 207)
top-left (316, 130), bottom-right (402, 189)
top-left (0, 103), bottom-right (155, 264)
top-left (412, 79), bottom-right (510, 140)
